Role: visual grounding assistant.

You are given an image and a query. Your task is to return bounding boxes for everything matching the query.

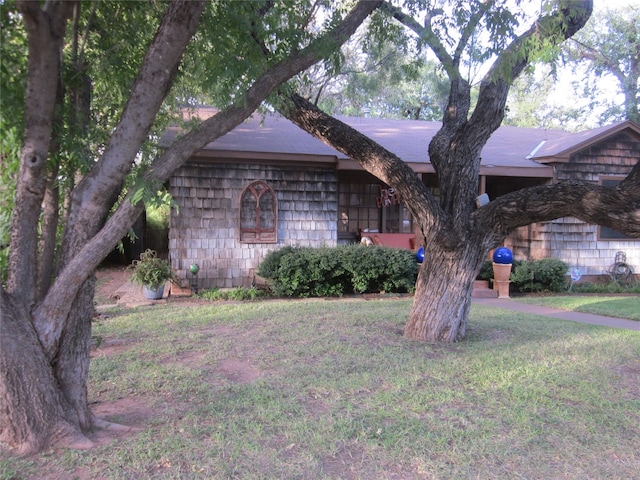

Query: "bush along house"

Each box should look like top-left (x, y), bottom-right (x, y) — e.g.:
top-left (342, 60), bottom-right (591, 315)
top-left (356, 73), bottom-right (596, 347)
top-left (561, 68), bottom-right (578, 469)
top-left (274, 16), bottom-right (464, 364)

top-left (161, 107), bottom-right (640, 291)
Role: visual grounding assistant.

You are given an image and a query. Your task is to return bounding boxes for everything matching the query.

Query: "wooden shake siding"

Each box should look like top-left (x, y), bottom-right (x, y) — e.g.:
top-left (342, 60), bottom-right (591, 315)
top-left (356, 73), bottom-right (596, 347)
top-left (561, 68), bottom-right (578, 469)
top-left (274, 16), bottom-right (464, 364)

top-left (169, 163), bottom-right (338, 289)
top-left (507, 132), bottom-right (640, 275)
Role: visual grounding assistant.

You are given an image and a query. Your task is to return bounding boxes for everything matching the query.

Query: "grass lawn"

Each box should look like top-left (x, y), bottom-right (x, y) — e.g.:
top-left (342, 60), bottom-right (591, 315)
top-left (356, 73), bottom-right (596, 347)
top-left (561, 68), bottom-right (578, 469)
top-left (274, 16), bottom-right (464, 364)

top-left (513, 295), bottom-right (640, 321)
top-left (2, 298), bottom-right (639, 479)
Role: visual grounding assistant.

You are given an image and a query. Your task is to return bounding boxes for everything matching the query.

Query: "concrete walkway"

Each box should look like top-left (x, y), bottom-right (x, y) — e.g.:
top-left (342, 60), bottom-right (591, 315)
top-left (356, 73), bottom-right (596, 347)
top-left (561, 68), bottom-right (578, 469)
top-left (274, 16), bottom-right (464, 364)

top-left (473, 297), bottom-right (640, 331)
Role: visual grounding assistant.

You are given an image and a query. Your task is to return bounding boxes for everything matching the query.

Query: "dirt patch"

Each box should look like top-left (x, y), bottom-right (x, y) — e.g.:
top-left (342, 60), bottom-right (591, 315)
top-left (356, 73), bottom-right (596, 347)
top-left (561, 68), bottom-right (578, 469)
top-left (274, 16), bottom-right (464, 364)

top-left (91, 338), bottom-right (135, 357)
top-left (320, 442), bottom-right (368, 480)
top-left (160, 350), bottom-right (208, 366)
top-left (612, 362), bottom-right (640, 400)
top-left (90, 397), bottom-right (151, 433)
top-left (214, 357), bottom-right (261, 384)
top-left (94, 266), bottom-right (131, 305)
top-left (88, 274), bottom-right (263, 455)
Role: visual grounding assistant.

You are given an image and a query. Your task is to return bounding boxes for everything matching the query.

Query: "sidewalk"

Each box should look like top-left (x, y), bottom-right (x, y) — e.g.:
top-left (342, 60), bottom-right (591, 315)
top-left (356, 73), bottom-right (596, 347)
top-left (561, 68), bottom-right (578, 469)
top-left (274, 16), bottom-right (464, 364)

top-left (473, 297), bottom-right (640, 331)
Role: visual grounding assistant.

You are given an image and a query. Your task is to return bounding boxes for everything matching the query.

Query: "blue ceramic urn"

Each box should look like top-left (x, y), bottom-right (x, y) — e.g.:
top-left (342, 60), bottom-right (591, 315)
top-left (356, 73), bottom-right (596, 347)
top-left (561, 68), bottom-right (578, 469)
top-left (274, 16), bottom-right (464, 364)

top-left (492, 247), bottom-right (513, 264)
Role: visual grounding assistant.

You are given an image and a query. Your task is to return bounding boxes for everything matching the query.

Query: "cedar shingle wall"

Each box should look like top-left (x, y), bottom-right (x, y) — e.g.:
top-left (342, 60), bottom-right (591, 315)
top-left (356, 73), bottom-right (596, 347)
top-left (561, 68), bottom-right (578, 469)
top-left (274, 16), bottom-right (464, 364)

top-left (169, 162), bottom-right (338, 289)
top-left (507, 132), bottom-right (640, 275)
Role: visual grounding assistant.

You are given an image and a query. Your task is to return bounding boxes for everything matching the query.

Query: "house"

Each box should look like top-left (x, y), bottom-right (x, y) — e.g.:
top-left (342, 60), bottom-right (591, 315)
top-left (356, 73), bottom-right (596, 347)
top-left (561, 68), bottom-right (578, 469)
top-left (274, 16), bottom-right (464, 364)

top-left (162, 108), bottom-right (640, 290)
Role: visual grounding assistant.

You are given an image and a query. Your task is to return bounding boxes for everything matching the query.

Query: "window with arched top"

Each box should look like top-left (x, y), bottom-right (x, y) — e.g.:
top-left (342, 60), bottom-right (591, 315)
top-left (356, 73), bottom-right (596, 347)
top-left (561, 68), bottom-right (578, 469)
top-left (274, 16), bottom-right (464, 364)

top-left (240, 180), bottom-right (277, 243)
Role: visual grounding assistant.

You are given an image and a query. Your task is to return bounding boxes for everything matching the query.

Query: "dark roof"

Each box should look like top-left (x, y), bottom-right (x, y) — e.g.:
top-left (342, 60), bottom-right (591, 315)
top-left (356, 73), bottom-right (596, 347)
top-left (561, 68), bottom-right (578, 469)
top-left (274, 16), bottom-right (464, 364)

top-left (532, 120), bottom-right (640, 162)
top-left (163, 108), bottom-right (640, 178)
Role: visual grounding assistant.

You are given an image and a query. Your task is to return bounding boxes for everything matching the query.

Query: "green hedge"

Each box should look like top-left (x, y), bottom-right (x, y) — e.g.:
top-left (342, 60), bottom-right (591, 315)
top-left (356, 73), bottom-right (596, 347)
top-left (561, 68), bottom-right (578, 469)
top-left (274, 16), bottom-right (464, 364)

top-left (510, 258), bottom-right (568, 293)
top-left (477, 258), bottom-right (568, 293)
top-left (257, 245), bottom-right (418, 297)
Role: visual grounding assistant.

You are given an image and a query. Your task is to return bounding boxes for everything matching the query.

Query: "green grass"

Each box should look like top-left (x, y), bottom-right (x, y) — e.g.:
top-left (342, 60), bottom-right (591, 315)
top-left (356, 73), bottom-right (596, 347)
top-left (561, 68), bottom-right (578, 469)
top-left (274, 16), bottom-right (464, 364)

top-left (514, 295), bottom-right (640, 321)
top-left (2, 298), bottom-right (639, 479)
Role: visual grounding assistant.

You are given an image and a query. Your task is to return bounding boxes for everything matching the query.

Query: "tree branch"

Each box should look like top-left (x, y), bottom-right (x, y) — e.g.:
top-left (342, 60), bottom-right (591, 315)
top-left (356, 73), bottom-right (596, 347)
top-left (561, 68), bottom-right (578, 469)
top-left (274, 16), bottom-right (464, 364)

top-left (569, 38), bottom-right (626, 82)
top-left (276, 92), bottom-right (457, 246)
top-left (60, 0), bottom-right (206, 265)
top-left (452, 0), bottom-right (495, 68)
top-left (379, 1), bottom-right (455, 76)
top-left (7, 2), bottom-right (74, 304)
top-left (466, 0), bottom-right (593, 147)
top-left (475, 161), bottom-right (640, 244)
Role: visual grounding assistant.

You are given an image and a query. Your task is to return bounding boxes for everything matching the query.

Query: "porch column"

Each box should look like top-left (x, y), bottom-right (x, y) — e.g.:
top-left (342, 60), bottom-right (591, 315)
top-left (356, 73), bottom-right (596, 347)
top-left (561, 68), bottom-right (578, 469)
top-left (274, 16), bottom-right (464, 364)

top-left (478, 175), bottom-right (486, 195)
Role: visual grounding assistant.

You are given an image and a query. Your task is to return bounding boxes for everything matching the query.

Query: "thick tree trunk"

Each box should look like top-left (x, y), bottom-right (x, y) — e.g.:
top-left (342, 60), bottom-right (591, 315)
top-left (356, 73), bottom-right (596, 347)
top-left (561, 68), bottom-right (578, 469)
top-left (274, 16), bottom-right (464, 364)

top-left (37, 48), bottom-right (66, 301)
top-left (53, 280), bottom-right (96, 430)
top-left (276, 2), bottom-right (597, 344)
top-left (405, 240), bottom-right (486, 342)
top-left (0, 290), bottom-right (90, 455)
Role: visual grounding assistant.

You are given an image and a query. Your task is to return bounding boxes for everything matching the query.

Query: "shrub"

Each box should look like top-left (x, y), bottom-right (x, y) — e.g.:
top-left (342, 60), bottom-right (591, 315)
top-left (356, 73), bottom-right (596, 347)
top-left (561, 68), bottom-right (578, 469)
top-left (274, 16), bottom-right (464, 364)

top-left (196, 287), bottom-right (266, 301)
top-left (510, 258), bottom-right (568, 293)
top-left (257, 244), bottom-right (417, 297)
top-left (256, 246), bottom-right (296, 279)
top-left (340, 245), bottom-right (417, 293)
top-left (476, 260), bottom-right (494, 281)
top-left (257, 246), bottom-right (349, 297)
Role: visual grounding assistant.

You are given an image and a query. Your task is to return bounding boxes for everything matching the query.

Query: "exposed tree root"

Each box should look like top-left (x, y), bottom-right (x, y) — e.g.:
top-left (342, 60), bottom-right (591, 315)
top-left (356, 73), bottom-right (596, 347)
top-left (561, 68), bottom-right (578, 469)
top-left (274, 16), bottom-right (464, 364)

top-left (93, 417), bottom-right (142, 433)
top-left (61, 433), bottom-right (95, 451)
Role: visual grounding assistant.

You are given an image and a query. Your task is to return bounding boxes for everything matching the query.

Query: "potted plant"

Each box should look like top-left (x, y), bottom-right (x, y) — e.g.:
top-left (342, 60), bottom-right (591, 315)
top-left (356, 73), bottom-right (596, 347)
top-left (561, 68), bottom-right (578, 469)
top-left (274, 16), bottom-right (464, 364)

top-left (129, 249), bottom-right (176, 300)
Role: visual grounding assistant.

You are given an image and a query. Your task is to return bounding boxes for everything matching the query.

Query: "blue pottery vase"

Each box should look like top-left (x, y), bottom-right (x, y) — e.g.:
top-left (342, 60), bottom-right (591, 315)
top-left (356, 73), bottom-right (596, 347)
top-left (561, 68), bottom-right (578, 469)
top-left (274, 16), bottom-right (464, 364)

top-left (416, 246), bottom-right (425, 263)
top-left (492, 247), bottom-right (513, 264)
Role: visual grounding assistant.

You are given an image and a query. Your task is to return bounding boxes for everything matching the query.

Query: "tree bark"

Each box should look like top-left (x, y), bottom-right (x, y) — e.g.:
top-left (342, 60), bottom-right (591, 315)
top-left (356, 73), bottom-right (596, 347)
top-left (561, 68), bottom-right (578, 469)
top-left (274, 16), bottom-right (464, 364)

top-left (7, 2), bottom-right (72, 307)
top-left (0, 290), bottom-right (91, 455)
top-left (36, 68), bottom-right (65, 301)
top-left (406, 243), bottom-right (486, 342)
top-left (1, 0), bottom-right (206, 454)
top-left (53, 280), bottom-right (96, 430)
top-left (49, 0), bottom-right (206, 435)
top-left (36, 167), bottom-right (61, 301)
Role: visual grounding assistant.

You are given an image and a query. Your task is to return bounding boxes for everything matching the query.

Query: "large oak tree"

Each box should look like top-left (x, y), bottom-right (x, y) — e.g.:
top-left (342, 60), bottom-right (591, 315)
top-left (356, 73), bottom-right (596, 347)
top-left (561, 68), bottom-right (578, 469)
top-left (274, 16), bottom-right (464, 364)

top-left (275, 0), bottom-right (640, 342)
top-left (0, 0), bottom-right (380, 455)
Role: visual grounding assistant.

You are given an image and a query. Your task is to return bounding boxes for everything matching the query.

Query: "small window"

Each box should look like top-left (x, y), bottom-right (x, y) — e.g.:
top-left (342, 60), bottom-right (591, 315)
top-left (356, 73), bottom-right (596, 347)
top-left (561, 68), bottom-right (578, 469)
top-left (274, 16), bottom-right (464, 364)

top-left (599, 177), bottom-right (632, 240)
top-left (240, 181), bottom-right (277, 243)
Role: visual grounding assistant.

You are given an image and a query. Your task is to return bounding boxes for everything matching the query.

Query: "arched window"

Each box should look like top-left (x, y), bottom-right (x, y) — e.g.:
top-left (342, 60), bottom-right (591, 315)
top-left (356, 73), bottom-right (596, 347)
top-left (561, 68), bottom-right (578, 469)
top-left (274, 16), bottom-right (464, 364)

top-left (240, 181), bottom-right (277, 243)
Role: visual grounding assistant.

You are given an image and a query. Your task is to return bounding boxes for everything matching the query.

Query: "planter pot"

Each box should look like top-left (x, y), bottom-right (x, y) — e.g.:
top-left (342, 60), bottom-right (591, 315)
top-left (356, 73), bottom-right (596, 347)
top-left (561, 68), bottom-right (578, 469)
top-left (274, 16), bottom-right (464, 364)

top-left (142, 284), bottom-right (165, 300)
top-left (492, 262), bottom-right (512, 299)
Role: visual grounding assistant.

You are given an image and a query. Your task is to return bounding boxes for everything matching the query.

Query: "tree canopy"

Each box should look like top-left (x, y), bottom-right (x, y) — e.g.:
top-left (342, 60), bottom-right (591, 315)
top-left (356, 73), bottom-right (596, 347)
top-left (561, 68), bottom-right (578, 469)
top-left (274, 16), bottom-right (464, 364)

top-left (296, 27), bottom-right (450, 120)
top-left (562, 3), bottom-right (639, 124)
